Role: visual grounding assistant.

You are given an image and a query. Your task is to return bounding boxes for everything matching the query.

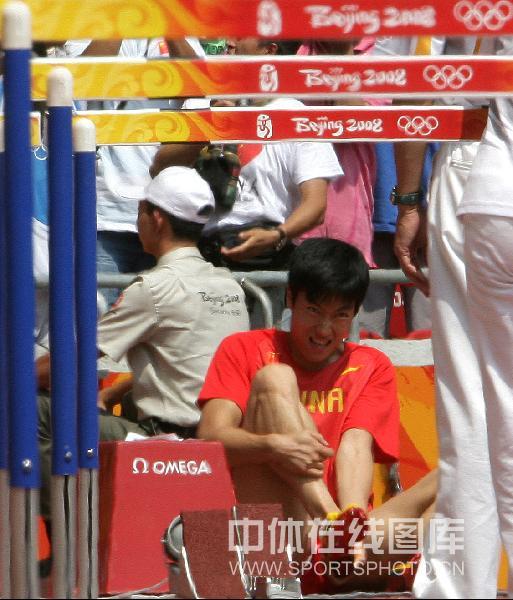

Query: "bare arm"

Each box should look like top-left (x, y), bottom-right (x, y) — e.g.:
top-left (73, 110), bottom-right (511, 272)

top-left (280, 177), bottom-right (328, 238)
top-left (198, 399), bottom-right (279, 466)
top-left (149, 143), bottom-right (204, 178)
top-left (98, 375), bottom-right (133, 411)
top-left (80, 38), bottom-right (199, 59)
top-left (36, 349), bottom-right (105, 391)
top-left (393, 141), bottom-right (430, 295)
top-left (36, 353), bottom-right (51, 391)
top-left (198, 399), bottom-right (333, 476)
top-left (394, 141), bottom-right (428, 196)
top-left (334, 428), bottom-right (374, 566)
top-left (393, 105), bottom-right (432, 294)
top-left (166, 39), bottom-right (201, 58)
top-left (221, 177), bottom-right (328, 261)
top-left (393, 97), bottom-right (432, 195)
top-left (335, 428), bottom-right (374, 511)
top-left (79, 41), bottom-right (123, 56)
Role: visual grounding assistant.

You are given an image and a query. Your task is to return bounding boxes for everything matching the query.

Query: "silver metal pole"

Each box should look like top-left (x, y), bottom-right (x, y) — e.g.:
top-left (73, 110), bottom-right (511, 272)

top-left (51, 476), bottom-right (77, 599)
top-left (35, 267), bottom-right (424, 290)
top-left (0, 470), bottom-right (10, 599)
top-left (9, 488), bottom-right (39, 599)
top-left (77, 469), bottom-right (99, 600)
top-left (348, 313), bottom-right (361, 343)
top-left (240, 278), bottom-right (274, 328)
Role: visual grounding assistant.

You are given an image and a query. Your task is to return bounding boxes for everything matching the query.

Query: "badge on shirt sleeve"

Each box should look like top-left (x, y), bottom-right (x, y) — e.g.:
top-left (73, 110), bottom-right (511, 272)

top-left (111, 292), bottom-right (124, 310)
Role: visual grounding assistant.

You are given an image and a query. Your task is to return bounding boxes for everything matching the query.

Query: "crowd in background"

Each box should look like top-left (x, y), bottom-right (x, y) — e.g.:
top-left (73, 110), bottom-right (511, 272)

top-left (30, 34), bottom-right (434, 342)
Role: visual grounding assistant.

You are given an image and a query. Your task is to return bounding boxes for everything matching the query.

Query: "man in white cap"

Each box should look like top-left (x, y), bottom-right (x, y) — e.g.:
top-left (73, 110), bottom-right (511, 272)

top-left (37, 167), bottom-right (249, 515)
top-left (95, 165), bottom-right (250, 435)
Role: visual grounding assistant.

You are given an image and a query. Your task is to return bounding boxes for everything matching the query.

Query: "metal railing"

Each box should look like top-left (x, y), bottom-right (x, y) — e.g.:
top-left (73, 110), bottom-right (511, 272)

top-left (35, 268), bottom-right (412, 289)
top-left (36, 267), bottom-right (422, 338)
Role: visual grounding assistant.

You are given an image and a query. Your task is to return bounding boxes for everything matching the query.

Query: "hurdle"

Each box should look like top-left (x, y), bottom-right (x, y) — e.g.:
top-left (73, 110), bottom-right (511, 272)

top-left (30, 54), bottom-right (513, 102)
top-left (47, 67), bottom-right (77, 599)
top-left (46, 71), bottom-right (99, 600)
top-left (3, 0), bottom-right (513, 40)
top-left (73, 117), bottom-right (99, 600)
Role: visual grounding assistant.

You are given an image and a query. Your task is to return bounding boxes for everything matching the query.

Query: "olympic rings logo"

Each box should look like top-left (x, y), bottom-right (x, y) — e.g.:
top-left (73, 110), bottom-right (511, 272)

top-left (454, 0), bottom-right (513, 31)
top-left (423, 65), bottom-right (474, 90)
top-left (397, 115), bottom-right (439, 136)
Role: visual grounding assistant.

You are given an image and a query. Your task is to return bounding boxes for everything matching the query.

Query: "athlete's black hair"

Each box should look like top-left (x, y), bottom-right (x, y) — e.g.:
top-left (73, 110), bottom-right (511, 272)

top-left (288, 238), bottom-right (369, 312)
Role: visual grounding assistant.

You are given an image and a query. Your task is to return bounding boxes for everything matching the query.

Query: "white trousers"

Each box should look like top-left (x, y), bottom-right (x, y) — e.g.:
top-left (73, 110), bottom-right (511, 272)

top-left (33, 218), bottom-right (50, 349)
top-left (413, 142), bottom-right (501, 599)
top-left (464, 213), bottom-right (513, 595)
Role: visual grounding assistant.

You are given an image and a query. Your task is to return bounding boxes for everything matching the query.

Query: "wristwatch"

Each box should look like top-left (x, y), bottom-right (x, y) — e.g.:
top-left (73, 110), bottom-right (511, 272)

top-left (390, 186), bottom-right (423, 206)
top-left (273, 226), bottom-right (288, 251)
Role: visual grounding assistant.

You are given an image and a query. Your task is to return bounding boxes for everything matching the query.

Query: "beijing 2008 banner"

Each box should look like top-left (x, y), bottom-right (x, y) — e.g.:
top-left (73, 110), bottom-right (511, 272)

top-left (79, 106), bottom-right (487, 144)
top-left (3, 0), bottom-right (513, 40)
top-left (32, 56), bottom-right (513, 100)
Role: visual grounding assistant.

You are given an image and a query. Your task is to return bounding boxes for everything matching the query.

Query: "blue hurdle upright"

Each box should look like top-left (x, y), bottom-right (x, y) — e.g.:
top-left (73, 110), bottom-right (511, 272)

top-left (2, 3), bottom-right (39, 597)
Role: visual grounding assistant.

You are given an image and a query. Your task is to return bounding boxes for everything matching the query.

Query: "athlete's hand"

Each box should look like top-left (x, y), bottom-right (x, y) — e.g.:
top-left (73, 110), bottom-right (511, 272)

top-left (220, 228), bottom-right (280, 261)
top-left (394, 205), bottom-right (430, 296)
top-left (268, 431), bottom-right (334, 478)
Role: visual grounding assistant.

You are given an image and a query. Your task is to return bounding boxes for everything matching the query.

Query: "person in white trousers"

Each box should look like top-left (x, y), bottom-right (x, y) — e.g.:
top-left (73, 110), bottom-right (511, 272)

top-left (455, 35), bottom-right (513, 599)
top-left (379, 36), bottom-right (501, 597)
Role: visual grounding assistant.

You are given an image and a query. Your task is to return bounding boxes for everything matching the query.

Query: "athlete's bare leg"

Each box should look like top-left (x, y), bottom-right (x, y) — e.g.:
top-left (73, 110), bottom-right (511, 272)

top-left (328, 469), bottom-right (438, 591)
top-left (232, 363), bottom-right (339, 525)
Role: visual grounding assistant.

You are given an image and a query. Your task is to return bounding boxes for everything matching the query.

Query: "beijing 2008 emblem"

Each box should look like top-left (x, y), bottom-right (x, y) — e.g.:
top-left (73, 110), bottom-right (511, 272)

top-left (257, 0), bottom-right (283, 36)
top-left (257, 114), bottom-right (274, 139)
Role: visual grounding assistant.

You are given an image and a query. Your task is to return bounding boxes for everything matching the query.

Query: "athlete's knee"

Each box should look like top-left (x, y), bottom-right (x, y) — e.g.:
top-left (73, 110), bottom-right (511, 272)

top-left (251, 363), bottom-right (298, 399)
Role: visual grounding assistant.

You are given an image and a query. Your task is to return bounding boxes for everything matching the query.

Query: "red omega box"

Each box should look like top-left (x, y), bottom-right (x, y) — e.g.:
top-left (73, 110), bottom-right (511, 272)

top-left (99, 438), bottom-right (236, 595)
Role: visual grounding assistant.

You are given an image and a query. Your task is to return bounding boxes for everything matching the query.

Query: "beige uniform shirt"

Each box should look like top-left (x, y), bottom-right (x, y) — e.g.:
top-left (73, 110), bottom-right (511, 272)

top-left (98, 247), bottom-right (249, 426)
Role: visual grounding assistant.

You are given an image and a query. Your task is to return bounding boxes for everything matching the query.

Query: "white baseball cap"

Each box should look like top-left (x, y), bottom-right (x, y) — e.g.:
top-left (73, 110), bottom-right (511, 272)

top-left (143, 166), bottom-right (215, 224)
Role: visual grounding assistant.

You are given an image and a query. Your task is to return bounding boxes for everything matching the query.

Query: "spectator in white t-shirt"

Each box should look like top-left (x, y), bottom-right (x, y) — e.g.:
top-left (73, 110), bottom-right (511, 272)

top-left (153, 39), bottom-right (343, 272)
top-left (202, 39), bottom-right (342, 270)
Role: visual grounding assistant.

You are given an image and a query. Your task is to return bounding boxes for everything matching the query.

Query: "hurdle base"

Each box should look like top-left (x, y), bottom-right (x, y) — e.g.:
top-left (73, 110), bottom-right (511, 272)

top-left (0, 470), bottom-right (10, 599)
top-left (10, 487), bottom-right (40, 600)
top-left (51, 475), bottom-right (77, 599)
top-left (77, 468), bottom-right (99, 600)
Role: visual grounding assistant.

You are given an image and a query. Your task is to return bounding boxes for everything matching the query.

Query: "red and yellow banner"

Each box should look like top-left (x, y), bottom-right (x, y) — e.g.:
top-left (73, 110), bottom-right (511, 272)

top-left (32, 56), bottom-right (513, 100)
top-left (79, 106), bottom-right (488, 144)
top-left (2, 0), bottom-right (513, 40)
